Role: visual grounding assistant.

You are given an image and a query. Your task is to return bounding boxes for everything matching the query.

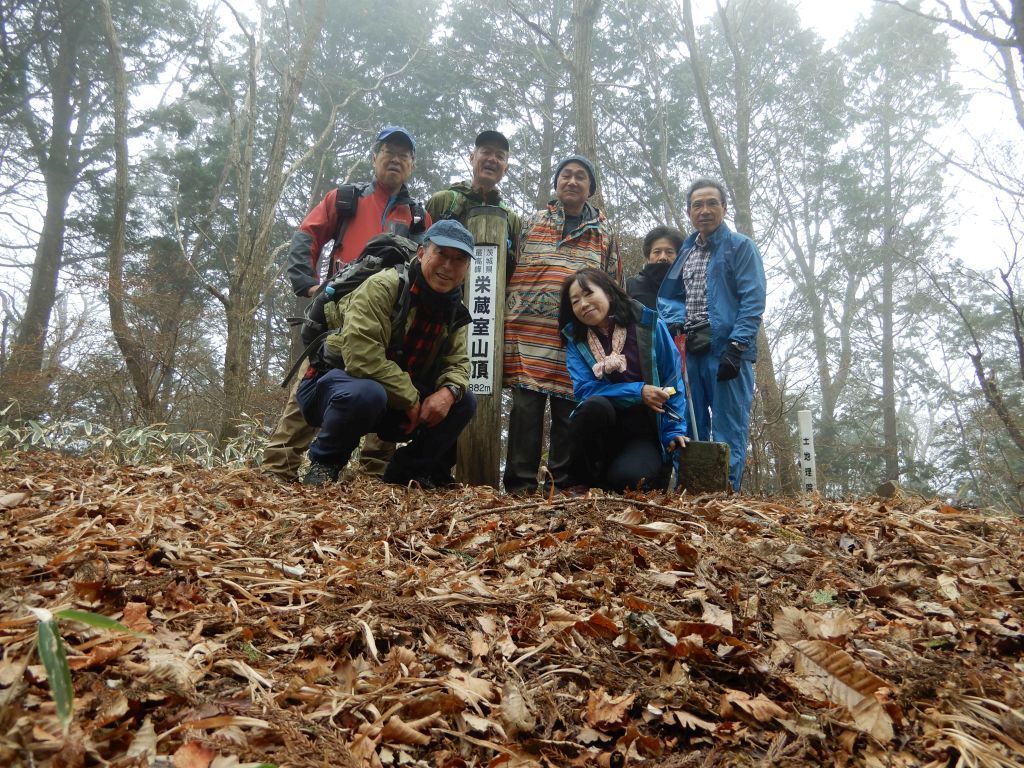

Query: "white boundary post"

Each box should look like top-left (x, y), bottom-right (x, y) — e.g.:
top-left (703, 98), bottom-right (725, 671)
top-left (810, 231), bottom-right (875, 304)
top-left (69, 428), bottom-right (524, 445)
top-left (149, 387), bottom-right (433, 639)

top-left (797, 410), bottom-right (817, 493)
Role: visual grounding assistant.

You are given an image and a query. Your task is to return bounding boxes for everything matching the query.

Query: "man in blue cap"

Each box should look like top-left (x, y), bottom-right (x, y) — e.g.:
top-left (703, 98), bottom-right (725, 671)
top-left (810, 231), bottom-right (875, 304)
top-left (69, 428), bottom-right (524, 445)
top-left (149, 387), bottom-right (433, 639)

top-left (296, 220), bottom-right (477, 487)
top-left (264, 126), bottom-right (432, 481)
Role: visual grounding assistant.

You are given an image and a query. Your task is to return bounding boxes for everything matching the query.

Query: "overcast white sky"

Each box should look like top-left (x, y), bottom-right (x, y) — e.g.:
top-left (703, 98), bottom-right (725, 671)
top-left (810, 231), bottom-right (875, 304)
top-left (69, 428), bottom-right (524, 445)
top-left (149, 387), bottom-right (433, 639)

top-left (793, 0), bottom-right (1020, 271)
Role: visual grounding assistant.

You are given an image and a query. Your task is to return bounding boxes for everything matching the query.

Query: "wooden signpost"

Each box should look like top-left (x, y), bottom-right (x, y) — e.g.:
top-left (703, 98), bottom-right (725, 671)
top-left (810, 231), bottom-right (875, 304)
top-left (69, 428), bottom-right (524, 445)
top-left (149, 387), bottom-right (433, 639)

top-left (456, 206), bottom-right (509, 487)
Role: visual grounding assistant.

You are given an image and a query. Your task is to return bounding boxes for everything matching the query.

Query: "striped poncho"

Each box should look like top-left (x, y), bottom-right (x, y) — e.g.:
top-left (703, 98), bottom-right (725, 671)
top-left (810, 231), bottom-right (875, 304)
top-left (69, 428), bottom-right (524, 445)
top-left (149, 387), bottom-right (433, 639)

top-left (503, 200), bottom-right (621, 398)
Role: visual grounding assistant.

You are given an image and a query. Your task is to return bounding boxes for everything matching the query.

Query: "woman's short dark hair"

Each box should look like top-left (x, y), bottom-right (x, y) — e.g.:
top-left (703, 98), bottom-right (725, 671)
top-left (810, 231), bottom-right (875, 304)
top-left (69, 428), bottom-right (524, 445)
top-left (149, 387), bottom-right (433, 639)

top-left (642, 226), bottom-right (685, 257)
top-left (558, 268), bottom-right (638, 343)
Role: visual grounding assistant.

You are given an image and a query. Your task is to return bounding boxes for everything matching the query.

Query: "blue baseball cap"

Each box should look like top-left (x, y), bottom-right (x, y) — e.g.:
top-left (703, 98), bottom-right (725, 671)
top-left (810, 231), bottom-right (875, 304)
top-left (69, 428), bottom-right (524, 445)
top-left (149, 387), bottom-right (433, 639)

top-left (424, 220), bottom-right (475, 259)
top-left (375, 125), bottom-right (416, 153)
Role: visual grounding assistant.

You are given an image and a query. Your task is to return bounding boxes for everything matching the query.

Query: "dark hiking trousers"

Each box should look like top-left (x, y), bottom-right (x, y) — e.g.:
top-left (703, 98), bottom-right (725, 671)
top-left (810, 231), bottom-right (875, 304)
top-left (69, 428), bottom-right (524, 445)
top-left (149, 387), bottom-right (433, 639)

top-left (567, 396), bottom-right (669, 493)
top-left (503, 386), bottom-right (573, 493)
top-left (297, 368), bottom-right (476, 482)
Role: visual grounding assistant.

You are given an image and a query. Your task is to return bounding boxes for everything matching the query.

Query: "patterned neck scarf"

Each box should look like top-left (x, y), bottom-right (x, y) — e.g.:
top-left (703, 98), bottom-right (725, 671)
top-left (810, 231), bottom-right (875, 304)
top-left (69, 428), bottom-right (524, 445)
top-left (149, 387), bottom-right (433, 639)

top-left (587, 323), bottom-right (627, 378)
top-left (394, 262), bottom-right (460, 379)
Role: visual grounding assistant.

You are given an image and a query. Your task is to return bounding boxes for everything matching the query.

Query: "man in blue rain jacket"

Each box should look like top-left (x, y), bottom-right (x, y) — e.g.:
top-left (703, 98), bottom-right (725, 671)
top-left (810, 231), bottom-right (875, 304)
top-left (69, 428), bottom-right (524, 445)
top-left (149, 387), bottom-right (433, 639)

top-left (657, 179), bottom-right (766, 491)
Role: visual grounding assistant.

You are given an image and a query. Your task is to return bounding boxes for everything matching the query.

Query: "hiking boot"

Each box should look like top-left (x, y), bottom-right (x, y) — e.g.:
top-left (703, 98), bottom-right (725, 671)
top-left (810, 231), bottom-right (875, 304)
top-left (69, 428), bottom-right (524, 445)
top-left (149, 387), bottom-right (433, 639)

top-left (381, 468), bottom-right (436, 489)
top-left (302, 461), bottom-right (341, 486)
top-left (429, 472), bottom-right (458, 488)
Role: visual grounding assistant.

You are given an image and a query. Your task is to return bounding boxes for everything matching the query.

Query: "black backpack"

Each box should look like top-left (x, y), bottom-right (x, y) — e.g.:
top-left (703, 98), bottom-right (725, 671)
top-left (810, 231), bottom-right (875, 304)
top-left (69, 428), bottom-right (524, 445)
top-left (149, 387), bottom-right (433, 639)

top-left (281, 233), bottom-right (420, 386)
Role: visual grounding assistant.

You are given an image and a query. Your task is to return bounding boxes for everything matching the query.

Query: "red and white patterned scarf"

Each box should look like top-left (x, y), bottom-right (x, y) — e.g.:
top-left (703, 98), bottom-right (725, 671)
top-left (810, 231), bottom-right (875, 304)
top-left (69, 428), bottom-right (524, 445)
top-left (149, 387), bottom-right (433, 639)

top-left (587, 323), bottom-right (627, 378)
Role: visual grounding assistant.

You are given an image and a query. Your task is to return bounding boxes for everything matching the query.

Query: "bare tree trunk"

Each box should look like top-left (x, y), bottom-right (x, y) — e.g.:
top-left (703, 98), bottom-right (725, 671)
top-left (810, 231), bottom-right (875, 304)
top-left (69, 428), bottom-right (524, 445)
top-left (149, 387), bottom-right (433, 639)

top-left (218, 0), bottom-right (327, 442)
top-left (0, 4), bottom-right (88, 417)
top-left (880, 107), bottom-right (900, 481)
top-left (100, 0), bottom-right (160, 424)
top-left (535, 73), bottom-right (557, 209)
top-left (571, 0), bottom-right (602, 207)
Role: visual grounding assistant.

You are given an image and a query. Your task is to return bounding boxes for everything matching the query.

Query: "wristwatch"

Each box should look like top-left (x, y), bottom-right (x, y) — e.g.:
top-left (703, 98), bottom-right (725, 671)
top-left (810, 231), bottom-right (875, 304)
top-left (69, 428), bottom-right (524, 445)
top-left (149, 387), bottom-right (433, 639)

top-left (444, 383), bottom-right (464, 402)
top-left (729, 340), bottom-right (748, 352)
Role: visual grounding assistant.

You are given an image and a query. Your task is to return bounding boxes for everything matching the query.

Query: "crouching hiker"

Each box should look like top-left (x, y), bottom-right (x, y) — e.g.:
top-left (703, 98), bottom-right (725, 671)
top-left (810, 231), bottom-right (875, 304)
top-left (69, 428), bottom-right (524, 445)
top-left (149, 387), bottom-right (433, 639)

top-left (296, 220), bottom-right (477, 487)
top-left (559, 268), bottom-right (689, 493)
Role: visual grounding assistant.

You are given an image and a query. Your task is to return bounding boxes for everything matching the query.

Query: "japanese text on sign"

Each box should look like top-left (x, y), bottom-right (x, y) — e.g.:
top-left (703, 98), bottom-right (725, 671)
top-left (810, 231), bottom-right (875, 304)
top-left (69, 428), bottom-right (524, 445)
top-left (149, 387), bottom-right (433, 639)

top-left (467, 245), bottom-right (498, 394)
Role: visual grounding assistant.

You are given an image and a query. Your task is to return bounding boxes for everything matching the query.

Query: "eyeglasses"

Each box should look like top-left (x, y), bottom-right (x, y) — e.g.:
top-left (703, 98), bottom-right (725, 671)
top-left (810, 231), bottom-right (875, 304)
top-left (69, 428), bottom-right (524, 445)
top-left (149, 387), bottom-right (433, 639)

top-left (378, 145), bottom-right (413, 162)
top-left (689, 199), bottom-right (722, 212)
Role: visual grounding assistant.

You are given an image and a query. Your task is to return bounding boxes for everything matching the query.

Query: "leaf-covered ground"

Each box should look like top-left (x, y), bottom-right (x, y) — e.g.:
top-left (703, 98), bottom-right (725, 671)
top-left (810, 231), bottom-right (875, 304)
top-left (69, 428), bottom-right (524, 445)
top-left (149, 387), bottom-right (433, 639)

top-left (1, 451), bottom-right (1023, 768)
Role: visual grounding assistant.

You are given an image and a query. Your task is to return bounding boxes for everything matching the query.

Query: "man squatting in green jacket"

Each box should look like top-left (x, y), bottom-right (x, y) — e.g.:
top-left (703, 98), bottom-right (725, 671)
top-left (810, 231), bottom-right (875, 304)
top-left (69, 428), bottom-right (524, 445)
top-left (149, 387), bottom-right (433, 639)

top-left (357, 130), bottom-right (523, 478)
top-left (263, 126), bottom-right (430, 481)
top-left (296, 220), bottom-right (477, 487)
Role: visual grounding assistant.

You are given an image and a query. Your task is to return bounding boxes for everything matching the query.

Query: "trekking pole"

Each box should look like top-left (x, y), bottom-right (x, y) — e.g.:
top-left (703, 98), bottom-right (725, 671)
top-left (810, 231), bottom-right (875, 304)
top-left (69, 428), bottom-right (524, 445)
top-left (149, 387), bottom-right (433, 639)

top-left (673, 333), bottom-right (701, 441)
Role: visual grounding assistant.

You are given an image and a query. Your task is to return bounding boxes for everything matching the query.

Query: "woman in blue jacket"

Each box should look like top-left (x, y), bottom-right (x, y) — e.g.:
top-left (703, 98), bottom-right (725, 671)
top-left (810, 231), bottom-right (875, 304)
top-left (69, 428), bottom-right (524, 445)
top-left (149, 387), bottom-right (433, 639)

top-left (558, 268), bottom-right (689, 492)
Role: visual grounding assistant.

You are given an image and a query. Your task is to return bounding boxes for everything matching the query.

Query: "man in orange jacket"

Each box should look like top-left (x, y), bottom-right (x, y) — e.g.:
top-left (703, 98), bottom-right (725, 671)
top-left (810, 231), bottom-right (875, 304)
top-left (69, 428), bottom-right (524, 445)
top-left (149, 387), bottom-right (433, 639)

top-left (263, 126), bottom-right (432, 481)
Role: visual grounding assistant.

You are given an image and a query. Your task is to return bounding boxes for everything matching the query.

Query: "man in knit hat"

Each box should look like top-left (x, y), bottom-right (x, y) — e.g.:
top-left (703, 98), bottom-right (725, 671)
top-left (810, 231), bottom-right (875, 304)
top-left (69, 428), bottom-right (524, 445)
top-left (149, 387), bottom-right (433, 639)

top-left (502, 154), bottom-right (621, 494)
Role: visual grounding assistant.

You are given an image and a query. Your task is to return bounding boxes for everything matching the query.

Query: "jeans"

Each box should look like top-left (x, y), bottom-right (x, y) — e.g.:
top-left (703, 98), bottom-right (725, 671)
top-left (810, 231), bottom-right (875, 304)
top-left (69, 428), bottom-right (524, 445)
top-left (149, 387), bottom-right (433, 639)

top-left (685, 350), bottom-right (755, 491)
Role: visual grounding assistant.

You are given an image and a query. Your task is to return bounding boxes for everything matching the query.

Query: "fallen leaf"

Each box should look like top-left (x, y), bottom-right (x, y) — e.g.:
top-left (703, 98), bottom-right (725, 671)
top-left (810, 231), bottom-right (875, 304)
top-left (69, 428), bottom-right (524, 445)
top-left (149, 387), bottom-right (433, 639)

top-left (700, 602), bottom-right (733, 633)
top-left (586, 688), bottom-right (636, 730)
top-left (0, 491), bottom-right (30, 508)
top-left (669, 710), bottom-right (717, 732)
top-left (446, 670), bottom-right (496, 705)
top-left (501, 679), bottom-right (536, 737)
top-left (379, 713), bottom-right (437, 746)
top-left (792, 639), bottom-right (898, 741)
top-left (173, 741), bottom-right (218, 768)
top-left (720, 689), bottom-right (787, 723)
top-left (125, 716), bottom-right (158, 761)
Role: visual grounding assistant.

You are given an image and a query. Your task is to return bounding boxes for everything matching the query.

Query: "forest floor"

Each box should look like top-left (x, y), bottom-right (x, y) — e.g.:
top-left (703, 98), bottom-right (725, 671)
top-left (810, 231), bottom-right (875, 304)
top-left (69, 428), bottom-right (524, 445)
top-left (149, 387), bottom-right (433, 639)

top-left (1, 450), bottom-right (1023, 768)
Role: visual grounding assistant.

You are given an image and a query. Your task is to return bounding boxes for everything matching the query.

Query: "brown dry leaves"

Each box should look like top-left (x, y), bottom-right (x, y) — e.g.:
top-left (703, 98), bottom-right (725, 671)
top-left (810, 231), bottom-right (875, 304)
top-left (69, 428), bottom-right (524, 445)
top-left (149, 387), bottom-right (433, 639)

top-left (1, 451), bottom-right (1023, 767)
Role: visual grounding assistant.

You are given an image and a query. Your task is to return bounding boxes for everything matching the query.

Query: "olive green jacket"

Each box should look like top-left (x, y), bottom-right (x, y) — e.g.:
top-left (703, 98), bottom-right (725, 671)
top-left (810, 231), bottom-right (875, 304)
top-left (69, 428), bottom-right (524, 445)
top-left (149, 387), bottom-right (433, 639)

top-left (322, 268), bottom-right (471, 410)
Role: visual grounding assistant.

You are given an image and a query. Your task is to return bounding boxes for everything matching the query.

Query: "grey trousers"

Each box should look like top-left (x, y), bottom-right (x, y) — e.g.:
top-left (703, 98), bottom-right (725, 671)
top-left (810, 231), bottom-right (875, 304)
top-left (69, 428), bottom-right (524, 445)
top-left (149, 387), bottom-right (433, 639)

top-left (502, 386), bottom-right (574, 493)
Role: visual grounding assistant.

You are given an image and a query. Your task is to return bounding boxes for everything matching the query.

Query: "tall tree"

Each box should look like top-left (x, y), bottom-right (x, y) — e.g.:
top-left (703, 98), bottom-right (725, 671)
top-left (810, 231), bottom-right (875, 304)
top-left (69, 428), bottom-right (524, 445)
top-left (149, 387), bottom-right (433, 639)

top-left (210, 0), bottom-right (327, 442)
top-left (880, 0), bottom-right (1023, 135)
top-left (0, 0), bottom-right (176, 417)
top-left (570, 0), bottom-right (602, 205)
top-left (843, 3), bottom-right (961, 482)
top-left (100, 0), bottom-right (161, 423)
top-left (0, 0), bottom-right (104, 415)
top-left (757, 26), bottom-right (870, 490)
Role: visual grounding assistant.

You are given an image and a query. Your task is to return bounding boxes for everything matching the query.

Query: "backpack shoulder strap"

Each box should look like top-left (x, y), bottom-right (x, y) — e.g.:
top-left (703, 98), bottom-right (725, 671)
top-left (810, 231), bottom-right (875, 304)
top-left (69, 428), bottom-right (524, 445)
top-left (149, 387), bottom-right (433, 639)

top-left (441, 190), bottom-right (467, 221)
top-left (334, 183), bottom-right (365, 228)
top-left (325, 182), bottom-right (368, 279)
top-left (409, 200), bottom-right (427, 237)
top-left (333, 183), bottom-right (367, 243)
top-left (386, 262), bottom-right (413, 358)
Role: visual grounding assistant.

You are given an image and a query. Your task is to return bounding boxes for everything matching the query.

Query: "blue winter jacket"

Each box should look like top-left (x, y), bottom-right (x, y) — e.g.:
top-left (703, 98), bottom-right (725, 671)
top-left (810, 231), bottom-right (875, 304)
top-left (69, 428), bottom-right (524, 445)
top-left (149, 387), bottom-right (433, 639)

top-left (656, 222), bottom-right (766, 361)
top-left (562, 302), bottom-right (688, 457)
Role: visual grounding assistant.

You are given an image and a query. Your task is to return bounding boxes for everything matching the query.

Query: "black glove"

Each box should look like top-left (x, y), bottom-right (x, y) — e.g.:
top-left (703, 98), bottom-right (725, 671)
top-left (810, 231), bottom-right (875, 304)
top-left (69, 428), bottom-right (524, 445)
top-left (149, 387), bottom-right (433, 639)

top-left (321, 333), bottom-right (346, 370)
top-left (717, 343), bottom-right (743, 381)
